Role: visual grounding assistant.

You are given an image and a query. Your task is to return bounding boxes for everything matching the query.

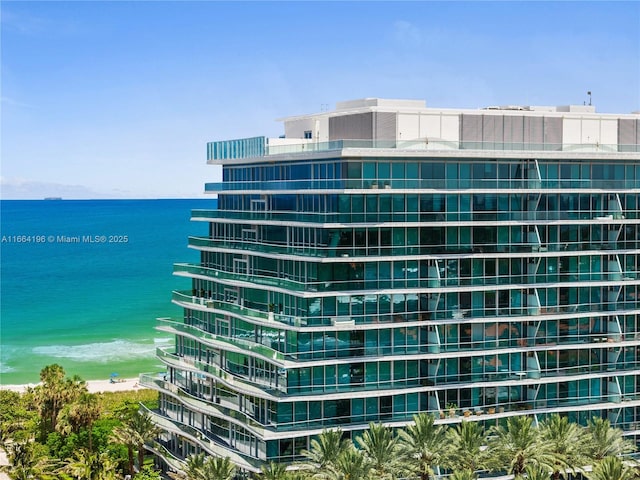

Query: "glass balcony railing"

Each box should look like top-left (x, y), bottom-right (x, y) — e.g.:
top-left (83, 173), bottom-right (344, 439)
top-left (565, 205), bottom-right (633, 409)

top-left (205, 178), bottom-right (640, 192)
top-left (191, 208), bottom-right (638, 225)
top-left (188, 235), bottom-right (640, 258)
top-left (174, 262), bottom-right (640, 299)
top-left (174, 289), bottom-right (640, 333)
top-left (155, 346), bottom-right (286, 397)
top-left (141, 374), bottom-right (272, 438)
top-left (206, 137), bottom-right (640, 161)
top-left (140, 405), bottom-right (264, 471)
top-left (156, 318), bottom-right (284, 362)
top-left (145, 441), bottom-right (186, 473)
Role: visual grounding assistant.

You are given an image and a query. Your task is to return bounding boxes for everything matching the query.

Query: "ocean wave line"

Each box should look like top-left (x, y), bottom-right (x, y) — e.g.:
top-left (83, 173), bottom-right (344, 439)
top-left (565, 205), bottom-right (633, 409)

top-left (32, 339), bottom-right (158, 363)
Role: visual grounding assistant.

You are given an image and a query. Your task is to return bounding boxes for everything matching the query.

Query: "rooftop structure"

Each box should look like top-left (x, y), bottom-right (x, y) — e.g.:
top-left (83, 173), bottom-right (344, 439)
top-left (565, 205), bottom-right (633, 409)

top-left (143, 99), bottom-right (640, 476)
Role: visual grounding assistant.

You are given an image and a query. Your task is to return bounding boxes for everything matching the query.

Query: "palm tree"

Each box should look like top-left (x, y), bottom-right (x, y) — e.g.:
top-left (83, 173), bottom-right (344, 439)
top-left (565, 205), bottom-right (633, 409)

top-left (300, 428), bottom-right (352, 472)
top-left (64, 447), bottom-right (117, 480)
top-left (130, 411), bottom-right (161, 471)
top-left (486, 415), bottom-right (557, 476)
top-left (3, 440), bottom-right (50, 480)
top-left (517, 464), bottom-right (552, 480)
top-left (202, 456), bottom-right (236, 480)
top-left (184, 453), bottom-right (207, 480)
top-left (57, 392), bottom-right (102, 451)
top-left (396, 413), bottom-right (448, 480)
top-left (442, 420), bottom-right (487, 473)
top-left (183, 453), bottom-right (236, 480)
top-left (326, 448), bottom-right (372, 480)
top-left (32, 364), bottom-right (86, 436)
top-left (355, 423), bottom-right (402, 480)
top-left (539, 413), bottom-right (584, 479)
top-left (583, 417), bottom-right (636, 463)
top-left (110, 423), bottom-right (137, 476)
top-left (261, 461), bottom-right (289, 480)
top-left (588, 455), bottom-right (639, 480)
top-left (449, 470), bottom-right (477, 480)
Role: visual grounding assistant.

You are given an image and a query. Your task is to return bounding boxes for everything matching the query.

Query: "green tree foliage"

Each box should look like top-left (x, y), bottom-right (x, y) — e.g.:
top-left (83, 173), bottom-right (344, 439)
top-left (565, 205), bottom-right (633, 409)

top-left (56, 392), bottom-right (102, 451)
top-left (588, 455), bottom-right (640, 480)
top-left (516, 464), bottom-right (552, 480)
top-left (110, 421), bottom-right (137, 477)
top-left (202, 456), bottom-right (236, 480)
top-left (300, 428), bottom-right (352, 472)
top-left (183, 453), bottom-right (236, 480)
top-left (134, 465), bottom-right (163, 480)
top-left (397, 413), bottom-right (448, 480)
top-left (63, 447), bottom-right (117, 480)
top-left (449, 470), bottom-right (477, 480)
top-left (0, 390), bottom-right (38, 443)
top-left (31, 364), bottom-right (87, 438)
top-left (443, 420), bottom-right (487, 472)
top-left (131, 411), bottom-right (160, 472)
top-left (583, 417), bottom-right (637, 462)
top-left (355, 422), bottom-right (403, 480)
top-left (108, 411), bottom-right (161, 474)
top-left (184, 452), bottom-right (207, 479)
top-left (486, 415), bottom-right (558, 476)
top-left (98, 390), bottom-right (159, 420)
top-left (539, 413), bottom-right (585, 479)
top-left (1, 365), bottom-right (162, 480)
top-left (2, 439), bottom-right (53, 480)
top-left (260, 461), bottom-right (289, 480)
top-left (325, 447), bottom-right (372, 480)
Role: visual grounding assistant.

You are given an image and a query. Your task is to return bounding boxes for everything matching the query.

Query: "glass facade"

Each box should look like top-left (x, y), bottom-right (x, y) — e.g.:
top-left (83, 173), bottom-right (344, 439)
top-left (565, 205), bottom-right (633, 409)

top-left (144, 105), bottom-right (640, 475)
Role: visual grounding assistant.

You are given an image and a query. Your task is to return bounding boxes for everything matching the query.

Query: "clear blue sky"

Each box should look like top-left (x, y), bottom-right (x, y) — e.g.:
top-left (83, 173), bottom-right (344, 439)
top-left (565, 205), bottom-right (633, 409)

top-left (2, 1), bottom-right (639, 199)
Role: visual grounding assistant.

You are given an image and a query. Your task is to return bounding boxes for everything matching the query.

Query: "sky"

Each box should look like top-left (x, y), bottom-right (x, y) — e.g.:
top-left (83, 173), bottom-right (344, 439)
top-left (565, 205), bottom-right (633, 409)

top-left (1, 1), bottom-right (639, 199)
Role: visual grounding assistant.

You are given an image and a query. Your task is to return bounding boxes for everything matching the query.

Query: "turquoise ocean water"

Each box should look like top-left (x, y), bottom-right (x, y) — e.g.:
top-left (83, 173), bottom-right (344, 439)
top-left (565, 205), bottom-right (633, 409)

top-left (0, 199), bottom-right (213, 385)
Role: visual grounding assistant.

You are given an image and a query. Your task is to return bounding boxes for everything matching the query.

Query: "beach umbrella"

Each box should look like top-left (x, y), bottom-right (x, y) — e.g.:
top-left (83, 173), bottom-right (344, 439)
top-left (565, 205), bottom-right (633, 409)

top-left (110, 372), bottom-right (119, 378)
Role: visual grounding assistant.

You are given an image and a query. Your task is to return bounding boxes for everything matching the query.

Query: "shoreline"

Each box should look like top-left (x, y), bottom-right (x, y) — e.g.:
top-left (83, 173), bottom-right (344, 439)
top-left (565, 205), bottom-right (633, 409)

top-left (0, 377), bottom-right (145, 394)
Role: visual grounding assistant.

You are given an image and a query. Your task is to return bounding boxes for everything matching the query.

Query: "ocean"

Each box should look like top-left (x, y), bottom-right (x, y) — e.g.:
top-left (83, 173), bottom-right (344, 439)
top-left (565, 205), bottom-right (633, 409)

top-left (0, 199), bottom-right (214, 385)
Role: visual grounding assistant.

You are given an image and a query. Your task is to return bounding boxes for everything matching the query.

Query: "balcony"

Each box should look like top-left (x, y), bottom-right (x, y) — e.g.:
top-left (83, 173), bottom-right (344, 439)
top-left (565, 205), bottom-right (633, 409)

top-left (140, 404), bottom-right (263, 473)
top-left (206, 137), bottom-right (640, 162)
top-left (154, 346), bottom-right (285, 398)
top-left (205, 178), bottom-right (640, 192)
top-left (156, 318), bottom-right (284, 362)
top-left (191, 208), bottom-right (640, 226)
top-left (140, 374), bottom-right (272, 439)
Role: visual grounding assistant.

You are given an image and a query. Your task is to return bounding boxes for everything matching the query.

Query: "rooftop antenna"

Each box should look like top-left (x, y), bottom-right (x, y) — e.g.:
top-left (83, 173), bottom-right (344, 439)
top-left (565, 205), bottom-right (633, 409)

top-left (587, 91), bottom-right (592, 106)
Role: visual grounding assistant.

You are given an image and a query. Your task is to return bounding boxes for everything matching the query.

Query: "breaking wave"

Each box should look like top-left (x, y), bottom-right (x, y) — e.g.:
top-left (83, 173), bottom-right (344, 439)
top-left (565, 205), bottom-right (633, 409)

top-left (32, 339), bottom-right (157, 363)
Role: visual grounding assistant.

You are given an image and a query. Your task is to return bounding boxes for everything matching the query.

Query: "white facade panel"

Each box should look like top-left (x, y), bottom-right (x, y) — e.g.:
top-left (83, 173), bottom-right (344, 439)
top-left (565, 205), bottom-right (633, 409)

top-left (562, 117), bottom-right (582, 145)
top-left (397, 113), bottom-right (420, 140)
top-left (284, 119), bottom-right (316, 139)
top-left (581, 118), bottom-right (601, 143)
top-left (419, 113), bottom-right (442, 140)
top-left (441, 113), bottom-right (460, 142)
top-left (600, 118), bottom-right (618, 146)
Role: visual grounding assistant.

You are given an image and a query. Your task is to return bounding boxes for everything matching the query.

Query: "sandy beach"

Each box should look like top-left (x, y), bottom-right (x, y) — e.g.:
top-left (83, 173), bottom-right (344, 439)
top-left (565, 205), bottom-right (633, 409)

top-left (0, 377), bottom-right (145, 394)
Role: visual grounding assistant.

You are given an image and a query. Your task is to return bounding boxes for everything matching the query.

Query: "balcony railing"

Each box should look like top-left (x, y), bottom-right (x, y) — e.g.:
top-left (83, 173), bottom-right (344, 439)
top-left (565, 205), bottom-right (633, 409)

top-left (174, 262), bottom-right (640, 299)
top-left (188, 235), bottom-right (640, 259)
top-left (140, 404), bottom-right (263, 472)
top-left (206, 137), bottom-right (640, 161)
top-left (156, 318), bottom-right (284, 362)
top-left (173, 289), bottom-right (640, 331)
top-left (205, 178), bottom-right (640, 192)
top-left (141, 374), bottom-right (273, 439)
top-left (191, 208), bottom-right (639, 225)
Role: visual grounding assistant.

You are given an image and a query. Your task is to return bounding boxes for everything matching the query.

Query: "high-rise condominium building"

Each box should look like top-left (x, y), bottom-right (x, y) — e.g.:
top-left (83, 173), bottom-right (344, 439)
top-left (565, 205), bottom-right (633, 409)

top-left (142, 98), bottom-right (640, 474)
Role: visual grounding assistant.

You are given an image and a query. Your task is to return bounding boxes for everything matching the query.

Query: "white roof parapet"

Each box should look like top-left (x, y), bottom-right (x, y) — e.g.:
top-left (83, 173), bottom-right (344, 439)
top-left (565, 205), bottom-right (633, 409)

top-left (278, 98), bottom-right (639, 123)
top-left (335, 98), bottom-right (427, 110)
top-left (484, 105), bottom-right (598, 114)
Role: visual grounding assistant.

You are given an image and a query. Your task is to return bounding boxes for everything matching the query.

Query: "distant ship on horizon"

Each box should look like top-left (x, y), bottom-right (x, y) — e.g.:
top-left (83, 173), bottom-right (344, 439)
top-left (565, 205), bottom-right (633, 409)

top-left (43, 197), bottom-right (63, 200)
